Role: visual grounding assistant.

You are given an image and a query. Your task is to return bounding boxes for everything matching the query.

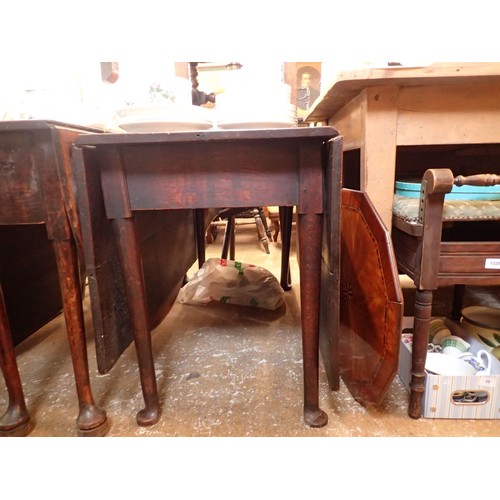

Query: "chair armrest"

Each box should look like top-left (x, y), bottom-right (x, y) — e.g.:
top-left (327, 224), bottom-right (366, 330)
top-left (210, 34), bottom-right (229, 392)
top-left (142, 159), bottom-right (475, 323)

top-left (416, 170), bottom-right (453, 287)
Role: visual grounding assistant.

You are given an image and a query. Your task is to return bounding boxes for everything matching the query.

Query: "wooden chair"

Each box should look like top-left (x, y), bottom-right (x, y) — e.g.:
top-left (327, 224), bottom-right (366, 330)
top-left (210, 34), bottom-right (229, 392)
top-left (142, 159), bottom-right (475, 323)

top-left (391, 168), bottom-right (500, 419)
top-left (214, 207), bottom-right (271, 260)
top-left (265, 205), bottom-right (297, 243)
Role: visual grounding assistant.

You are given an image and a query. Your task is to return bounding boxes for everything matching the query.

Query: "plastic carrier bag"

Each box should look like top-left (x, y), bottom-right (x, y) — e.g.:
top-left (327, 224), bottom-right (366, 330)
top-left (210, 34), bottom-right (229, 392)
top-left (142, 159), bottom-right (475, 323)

top-left (177, 258), bottom-right (284, 310)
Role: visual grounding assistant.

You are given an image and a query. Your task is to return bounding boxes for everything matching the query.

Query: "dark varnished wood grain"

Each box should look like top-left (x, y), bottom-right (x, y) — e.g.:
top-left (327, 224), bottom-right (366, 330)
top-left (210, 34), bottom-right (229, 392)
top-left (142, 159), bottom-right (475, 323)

top-left (339, 189), bottom-right (403, 405)
top-left (319, 136), bottom-right (343, 392)
top-left (0, 121), bottom-right (107, 437)
top-left (72, 144), bottom-right (197, 374)
top-left (74, 126), bottom-right (339, 428)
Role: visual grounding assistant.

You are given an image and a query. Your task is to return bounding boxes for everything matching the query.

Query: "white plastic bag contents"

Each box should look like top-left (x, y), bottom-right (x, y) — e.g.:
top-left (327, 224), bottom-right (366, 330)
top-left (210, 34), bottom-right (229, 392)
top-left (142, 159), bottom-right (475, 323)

top-left (177, 258), bottom-right (284, 310)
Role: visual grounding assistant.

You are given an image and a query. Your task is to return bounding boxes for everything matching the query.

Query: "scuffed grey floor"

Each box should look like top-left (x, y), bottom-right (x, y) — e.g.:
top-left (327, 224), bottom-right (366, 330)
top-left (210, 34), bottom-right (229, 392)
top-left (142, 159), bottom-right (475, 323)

top-left (2, 222), bottom-right (499, 437)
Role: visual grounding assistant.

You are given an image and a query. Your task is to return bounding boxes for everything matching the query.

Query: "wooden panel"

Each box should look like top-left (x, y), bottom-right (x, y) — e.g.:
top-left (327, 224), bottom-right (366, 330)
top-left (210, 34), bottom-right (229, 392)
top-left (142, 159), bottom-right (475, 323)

top-left (329, 86), bottom-right (399, 229)
top-left (138, 210), bottom-right (197, 329)
top-left (298, 142), bottom-right (323, 214)
top-left (437, 241), bottom-right (500, 286)
top-left (328, 91), bottom-right (365, 151)
top-left (319, 136), bottom-right (343, 391)
top-left (0, 224), bottom-right (62, 345)
top-left (121, 142), bottom-right (300, 210)
top-left (397, 83), bottom-right (500, 146)
top-left (391, 226), bottom-right (421, 279)
top-left (339, 189), bottom-right (403, 405)
top-left (362, 86), bottom-right (399, 230)
top-left (439, 242), bottom-right (500, 273)
top-left (0, 132), bottom-right (45, 224)
top-left (73, 146), bottom-right (198, 373)
top-left (52, 126), bottom-right (88, 252)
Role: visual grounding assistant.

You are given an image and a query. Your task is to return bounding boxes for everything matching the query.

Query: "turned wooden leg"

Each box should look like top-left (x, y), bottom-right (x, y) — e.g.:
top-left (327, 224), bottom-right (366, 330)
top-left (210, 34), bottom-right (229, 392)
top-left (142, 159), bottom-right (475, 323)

top-left (0, 284), bottom-right (33, 437)
top-left (279, 206), bottom-right (293, 291)
top-left (53, 238), bottom-right (108, 437)
top-left (408, 289), bottom-right (433, 419)
top-left (252, 209), bottom-right (270, 254)
top-left (221, 216), bottom-right (235, 261)
top-left (272, 219), bottom-right (280, 242)
top-left (230, 221), bottom-right (236, 261)
top-left (113, 217), bottom-right (160, 426)
top-left (258, 207), bottom-right (272, 240)
top-left (298, 213), bottom-right (327, 428)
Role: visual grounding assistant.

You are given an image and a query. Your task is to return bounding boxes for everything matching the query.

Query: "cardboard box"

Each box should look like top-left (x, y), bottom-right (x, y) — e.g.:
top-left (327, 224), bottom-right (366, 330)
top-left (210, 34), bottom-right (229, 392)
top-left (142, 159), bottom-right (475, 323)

top-left (398, 317), bottom-right (500, 419)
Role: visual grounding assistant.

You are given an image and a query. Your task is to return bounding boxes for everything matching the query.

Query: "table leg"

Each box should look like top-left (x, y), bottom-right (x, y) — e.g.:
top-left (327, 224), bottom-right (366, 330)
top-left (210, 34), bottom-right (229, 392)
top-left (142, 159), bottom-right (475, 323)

top-left (0, 284), bottom-right (33, 437)
top-left (279, 206), bottom-right (293, 291)
top-left (298, 213), bottom-right (328, 427)
top-left (113, 217), bottom-right (160, 426)
top-left (408, 289), bottom-right (433, 419)
top-left (53, 238), bottom-right (109, 436)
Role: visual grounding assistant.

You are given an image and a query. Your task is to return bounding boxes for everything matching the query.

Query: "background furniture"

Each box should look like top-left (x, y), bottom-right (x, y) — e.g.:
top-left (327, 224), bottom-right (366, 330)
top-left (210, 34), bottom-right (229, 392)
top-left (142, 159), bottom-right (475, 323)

top-left (214, 207), bottom-right (271, 260)
top-left (305, 62), bottom-right (500, 412)
top-left (266, 205), bottom-right (297, 242)
top-left (0, 120), bottom-right (107, 436)
top-left (305, 62), bottom-right (500, 231)
top-left (73, 127), bottom-right (340, 428)
top-left (392, 169), bottom-right (500, 418)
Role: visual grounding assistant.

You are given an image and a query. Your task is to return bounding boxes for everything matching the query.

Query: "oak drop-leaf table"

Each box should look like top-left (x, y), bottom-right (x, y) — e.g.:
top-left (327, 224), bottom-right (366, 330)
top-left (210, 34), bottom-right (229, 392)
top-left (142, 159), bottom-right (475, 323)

top-left (73, 126), bottom-right (341, 428)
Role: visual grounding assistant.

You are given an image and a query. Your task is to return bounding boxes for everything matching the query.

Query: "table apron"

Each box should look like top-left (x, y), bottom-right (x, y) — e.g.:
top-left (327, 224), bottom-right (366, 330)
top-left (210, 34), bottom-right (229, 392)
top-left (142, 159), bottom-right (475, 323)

top-left (96, 141), bottom-right (326, 217)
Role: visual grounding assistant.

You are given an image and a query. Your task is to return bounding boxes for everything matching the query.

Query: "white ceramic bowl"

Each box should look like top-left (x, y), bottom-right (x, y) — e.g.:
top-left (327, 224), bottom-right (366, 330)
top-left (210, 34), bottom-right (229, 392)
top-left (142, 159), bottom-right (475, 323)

top-left (114, 104), bottom-right (214, 132)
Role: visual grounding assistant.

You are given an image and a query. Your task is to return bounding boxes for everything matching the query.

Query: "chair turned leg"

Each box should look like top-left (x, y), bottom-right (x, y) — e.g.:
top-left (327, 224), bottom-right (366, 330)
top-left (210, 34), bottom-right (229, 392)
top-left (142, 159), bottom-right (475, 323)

top-left (230, 223), bottom-right (236, 261)
top-left (271, 219), bottom-right (280, 242)
top-left (0, 285), bottom-right (33, 437)
top-left (408, 289), bottom-right (433, 419)
top-left (221, 216), bottom-right (235, 260)
top-left (258, 207), bottom-right (272, 240)
top-left (53, 239), bottom-right (109, 437)
top-left (252, 209), bottom-right (270, 254)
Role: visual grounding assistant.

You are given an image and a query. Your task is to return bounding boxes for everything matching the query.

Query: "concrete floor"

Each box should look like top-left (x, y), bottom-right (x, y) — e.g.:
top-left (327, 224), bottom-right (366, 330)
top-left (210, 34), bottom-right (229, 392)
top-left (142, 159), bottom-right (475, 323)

top-left (1, 221), bottom-right (500, 438)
